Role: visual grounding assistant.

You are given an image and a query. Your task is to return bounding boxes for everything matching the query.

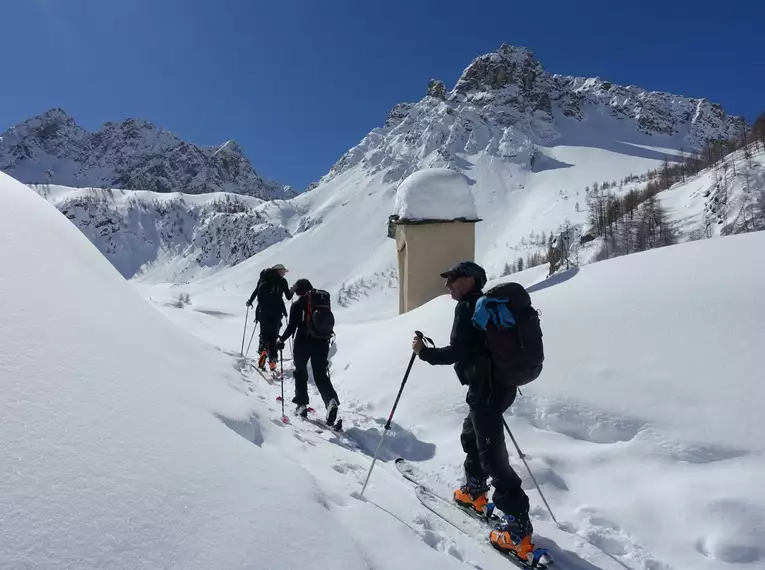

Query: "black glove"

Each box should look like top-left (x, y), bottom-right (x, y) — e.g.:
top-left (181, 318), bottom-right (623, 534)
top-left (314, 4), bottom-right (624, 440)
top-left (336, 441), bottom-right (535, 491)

top-left (276, 340), bottom-right (285, 351)
top-left (246, 300), bottom-right (252, 308)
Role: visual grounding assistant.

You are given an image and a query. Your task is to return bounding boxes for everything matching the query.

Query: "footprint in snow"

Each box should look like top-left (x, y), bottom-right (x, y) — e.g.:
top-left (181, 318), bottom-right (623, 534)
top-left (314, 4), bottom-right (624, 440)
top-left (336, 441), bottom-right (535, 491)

top-left (332, 461), bottom-right (363, 475)
top-left (694, 498), bottom-right (764, 564)
top-left (575, 506), bottom-right (671, 570)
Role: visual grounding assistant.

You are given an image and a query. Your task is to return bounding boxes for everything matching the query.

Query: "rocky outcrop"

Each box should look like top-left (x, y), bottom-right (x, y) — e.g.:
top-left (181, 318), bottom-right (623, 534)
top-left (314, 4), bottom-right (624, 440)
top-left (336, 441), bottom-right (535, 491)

top-left (427, 79), bottom-right (447, 100)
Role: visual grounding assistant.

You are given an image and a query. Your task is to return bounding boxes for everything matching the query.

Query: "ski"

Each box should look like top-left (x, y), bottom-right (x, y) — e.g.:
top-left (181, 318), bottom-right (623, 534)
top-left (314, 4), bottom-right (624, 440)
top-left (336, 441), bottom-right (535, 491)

top-left (252, 365), bottom-right (280, 385)
top-left (395, 459), bottom-right (553, 569)
top-left (301, 414), bottom-right (345, 434)
top-left (275, 396), bottom-right (347, 434)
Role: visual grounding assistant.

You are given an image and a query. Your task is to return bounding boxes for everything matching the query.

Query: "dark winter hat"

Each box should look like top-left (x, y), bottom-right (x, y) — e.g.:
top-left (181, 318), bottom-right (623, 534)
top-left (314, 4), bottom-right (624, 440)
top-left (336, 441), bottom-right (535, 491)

top-left (292, 278), bottom-right (313, 295)
top-left (272, 263), bottom-right (288, 272)
top-left (440, 261), bottom-right (487, 289)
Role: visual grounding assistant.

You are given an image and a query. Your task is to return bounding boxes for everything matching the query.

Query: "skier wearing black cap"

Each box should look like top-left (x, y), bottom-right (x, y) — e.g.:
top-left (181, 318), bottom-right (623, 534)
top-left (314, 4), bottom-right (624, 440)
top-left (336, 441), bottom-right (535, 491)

top-left (411, 260), bottom-right (535, 558)
top-left (246, 264), bottom-right (292, 371)
top-left (277, 278), bottom-right (340, 425)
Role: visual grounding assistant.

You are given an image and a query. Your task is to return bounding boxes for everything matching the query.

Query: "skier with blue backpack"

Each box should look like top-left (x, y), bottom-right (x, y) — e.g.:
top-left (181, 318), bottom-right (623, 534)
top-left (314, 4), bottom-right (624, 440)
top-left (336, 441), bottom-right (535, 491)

top-left (411, 261), bottom-right (544, 560)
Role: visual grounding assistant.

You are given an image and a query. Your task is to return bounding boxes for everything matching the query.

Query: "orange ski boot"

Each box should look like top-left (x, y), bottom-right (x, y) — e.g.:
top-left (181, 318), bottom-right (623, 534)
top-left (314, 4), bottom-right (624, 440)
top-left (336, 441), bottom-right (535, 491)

top-left (454, 477), bottom-right (490, 516)
top-left (257, 351), bottom-right (268, 370)
top-left (269, 360), bottom-right (278, 372)
top-left (489, 513), bottom-right (535, 561)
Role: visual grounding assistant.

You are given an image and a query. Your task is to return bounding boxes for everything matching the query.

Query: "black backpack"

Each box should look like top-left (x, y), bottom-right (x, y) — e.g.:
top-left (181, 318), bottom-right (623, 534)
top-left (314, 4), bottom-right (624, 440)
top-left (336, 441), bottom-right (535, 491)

top-left (478, 282), bottom-right (544, 387)
top-left (256, 269), bottom-right (282, 305)
top-left (304, 289), bottom-right (335, 339)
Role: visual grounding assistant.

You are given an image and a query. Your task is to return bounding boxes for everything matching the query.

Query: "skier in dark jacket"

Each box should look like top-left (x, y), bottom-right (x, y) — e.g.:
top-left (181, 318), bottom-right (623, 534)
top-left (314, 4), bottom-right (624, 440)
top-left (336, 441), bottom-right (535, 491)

top-left (277, 278), bottom-right (339, 425)
top-left (246, 264), bottom-right (292, 371)
top-left (411, 261), bottom-right (534, 558)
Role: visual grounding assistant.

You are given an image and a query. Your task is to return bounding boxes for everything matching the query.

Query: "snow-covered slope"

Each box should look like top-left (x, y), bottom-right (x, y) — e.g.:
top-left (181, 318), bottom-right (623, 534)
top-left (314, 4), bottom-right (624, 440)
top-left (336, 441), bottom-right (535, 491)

top-left (0, 171), bottom-right (478, 569)
top-left (0, 109), bottom-right (292, 199)
top-left (337, 233), bottom-right (765, 570)
top-left (143, 209), bottom-right (765, 570)
top-left (31, 184), bottom-right (293, 281)
top-left (5, 127), bottom-right (763, 570)
top-left (659, 147), bottom-right (765, 238)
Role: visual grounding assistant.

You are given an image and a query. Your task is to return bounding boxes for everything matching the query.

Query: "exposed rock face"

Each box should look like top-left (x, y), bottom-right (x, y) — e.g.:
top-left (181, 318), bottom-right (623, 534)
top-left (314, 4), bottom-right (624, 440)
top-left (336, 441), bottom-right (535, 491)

top-left (384, 103), bottom-right (415, 128)
top-left (0, 110), bottom-right (292, 199)
top-left (427, 79), bottom-right (447, 100)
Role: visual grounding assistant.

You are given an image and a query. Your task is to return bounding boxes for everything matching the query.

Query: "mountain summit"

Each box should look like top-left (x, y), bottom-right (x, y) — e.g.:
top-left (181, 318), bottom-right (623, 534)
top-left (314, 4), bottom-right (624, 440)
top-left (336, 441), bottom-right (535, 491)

top-left (322, 44), bottom-right (746, 185)
top-left (0, 109), bottom-right (292, 199)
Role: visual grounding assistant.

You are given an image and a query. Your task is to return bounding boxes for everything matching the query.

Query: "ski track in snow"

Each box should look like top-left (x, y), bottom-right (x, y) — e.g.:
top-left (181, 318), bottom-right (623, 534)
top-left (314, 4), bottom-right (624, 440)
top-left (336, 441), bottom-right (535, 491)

top-left (231, 350), bottom-right (671, 570)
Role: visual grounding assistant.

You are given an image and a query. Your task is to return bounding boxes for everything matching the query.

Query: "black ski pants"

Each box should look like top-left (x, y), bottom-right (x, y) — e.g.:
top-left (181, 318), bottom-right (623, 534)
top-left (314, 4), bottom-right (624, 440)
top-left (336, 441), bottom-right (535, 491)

top-left (461, 383), bottom-right (530, 518)
top-left (257, 317), bottom-right (281, 362)
top-left (292, 336), bottom-right (339, 408)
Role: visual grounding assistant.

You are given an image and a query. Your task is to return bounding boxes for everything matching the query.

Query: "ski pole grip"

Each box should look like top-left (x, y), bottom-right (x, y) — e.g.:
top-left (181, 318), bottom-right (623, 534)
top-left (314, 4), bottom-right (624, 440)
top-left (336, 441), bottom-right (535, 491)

top-left (415, 330), bottom-right (434, 347)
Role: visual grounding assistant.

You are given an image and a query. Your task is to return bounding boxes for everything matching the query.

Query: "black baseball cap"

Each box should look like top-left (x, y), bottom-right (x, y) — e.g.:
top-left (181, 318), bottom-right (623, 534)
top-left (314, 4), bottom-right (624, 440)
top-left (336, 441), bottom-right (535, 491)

top-left (440, 261), bottom-right (487, 288)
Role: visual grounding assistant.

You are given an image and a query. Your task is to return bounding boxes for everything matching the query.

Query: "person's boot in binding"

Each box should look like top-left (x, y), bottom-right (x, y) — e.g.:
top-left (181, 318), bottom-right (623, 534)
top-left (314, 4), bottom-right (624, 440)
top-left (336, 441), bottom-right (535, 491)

top-left (258, 351), bottom-right (267, 370)
top-left (454, 476), bottom-right (490, 515)
top-left (489, 512), bottom-right (535, 559)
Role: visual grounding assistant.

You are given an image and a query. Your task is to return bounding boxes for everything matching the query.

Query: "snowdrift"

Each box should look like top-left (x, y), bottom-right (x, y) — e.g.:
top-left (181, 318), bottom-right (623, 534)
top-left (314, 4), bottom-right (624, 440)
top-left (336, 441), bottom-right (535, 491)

top-left (0, 172), bottom-right (462, 569)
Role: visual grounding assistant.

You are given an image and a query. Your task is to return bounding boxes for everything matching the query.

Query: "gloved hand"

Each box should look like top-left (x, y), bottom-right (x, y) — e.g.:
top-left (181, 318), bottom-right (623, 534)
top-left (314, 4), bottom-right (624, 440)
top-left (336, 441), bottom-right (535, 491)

top-left (246, 300), bottom-right (252, 308)
top-left (276, 340), bottom-right (285, 351)
top-left (412, 335), bottom-right (425, 355)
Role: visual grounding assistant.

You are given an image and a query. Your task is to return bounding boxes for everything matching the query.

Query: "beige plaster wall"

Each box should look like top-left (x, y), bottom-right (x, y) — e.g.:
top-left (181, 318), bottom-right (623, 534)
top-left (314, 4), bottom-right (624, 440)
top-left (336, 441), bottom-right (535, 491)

top-left (396, 221), bottom-right (476, 313)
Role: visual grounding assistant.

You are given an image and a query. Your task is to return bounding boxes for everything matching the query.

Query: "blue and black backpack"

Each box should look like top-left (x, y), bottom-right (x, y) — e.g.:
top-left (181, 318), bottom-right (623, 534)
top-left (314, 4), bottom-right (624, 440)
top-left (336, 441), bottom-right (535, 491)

top-left (472, 282), bottom-right (544, 387)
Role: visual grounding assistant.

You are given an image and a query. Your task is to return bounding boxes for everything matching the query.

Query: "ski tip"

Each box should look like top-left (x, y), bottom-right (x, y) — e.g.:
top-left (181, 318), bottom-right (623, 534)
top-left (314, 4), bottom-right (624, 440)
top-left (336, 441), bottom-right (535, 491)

top-left (394, 457), bottom-right (405, 464)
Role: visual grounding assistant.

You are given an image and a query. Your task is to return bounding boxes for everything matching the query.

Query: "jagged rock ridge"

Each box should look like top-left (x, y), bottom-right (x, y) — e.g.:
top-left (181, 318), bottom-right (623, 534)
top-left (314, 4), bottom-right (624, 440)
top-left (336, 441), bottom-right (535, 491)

top-left (0, 109), bottom-right (292, 199)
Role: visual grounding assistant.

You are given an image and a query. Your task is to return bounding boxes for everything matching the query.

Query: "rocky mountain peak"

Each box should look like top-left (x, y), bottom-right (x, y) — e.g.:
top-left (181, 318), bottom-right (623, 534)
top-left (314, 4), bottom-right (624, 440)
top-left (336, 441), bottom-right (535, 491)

top-left (324, 43), bottom-right (746, 186)
top-left (215, 139), bottom-right (244, 156)
top-left (426, 79), bottom-right (447, 100)
top-left (0, 110), bottom-right (291, 199)
top-left (454, 43), bottom-right (543, 94)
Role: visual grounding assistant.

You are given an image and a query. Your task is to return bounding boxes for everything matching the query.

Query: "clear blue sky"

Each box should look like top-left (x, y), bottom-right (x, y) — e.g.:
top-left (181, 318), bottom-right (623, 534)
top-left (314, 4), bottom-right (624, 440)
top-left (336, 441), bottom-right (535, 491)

top-left (2, 0), bottom-right (762, 189)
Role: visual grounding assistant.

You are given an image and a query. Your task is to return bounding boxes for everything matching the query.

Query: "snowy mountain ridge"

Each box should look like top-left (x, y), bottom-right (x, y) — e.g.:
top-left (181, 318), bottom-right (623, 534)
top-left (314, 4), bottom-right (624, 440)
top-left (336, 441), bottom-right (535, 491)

top-left (0, 109), bottom-right (293, 199)
top-left (16, 43), bottom-right (758, 294)
top-left (322, 43), bottom-right (745, 186)
top-left (30, 184), bottom-right (295, 282)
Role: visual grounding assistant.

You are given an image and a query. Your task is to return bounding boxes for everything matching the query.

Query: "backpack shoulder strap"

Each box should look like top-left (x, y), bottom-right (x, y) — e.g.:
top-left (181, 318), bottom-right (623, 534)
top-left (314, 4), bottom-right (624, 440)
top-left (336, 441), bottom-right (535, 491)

top-left (304, 290), bottom-right (313, 324)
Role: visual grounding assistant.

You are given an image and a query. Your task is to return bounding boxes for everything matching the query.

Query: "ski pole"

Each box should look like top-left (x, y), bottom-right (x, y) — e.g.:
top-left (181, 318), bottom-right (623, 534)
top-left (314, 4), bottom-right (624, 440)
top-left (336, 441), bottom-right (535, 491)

top-left (502, 419), bottom-right (559, 526)
top-left (360, 331), bottom-right (429, 497)
top-left (245, 320), bottom-right (258, 358)
top-left (279, 350), bottom-right (287, 423)
top-left (240, 306), bottom-right (250, 356)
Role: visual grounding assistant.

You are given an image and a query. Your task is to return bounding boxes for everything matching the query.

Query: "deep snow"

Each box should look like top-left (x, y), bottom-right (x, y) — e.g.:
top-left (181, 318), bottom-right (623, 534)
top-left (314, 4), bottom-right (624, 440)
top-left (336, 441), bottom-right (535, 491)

top-left (142, 208), bottom-right (765, 569)
top-left (4, 164), bottom-right (765, 569)
top-left (392, 168), bottom-right (479, 221)
top-left (0, 172), bottom-right (468, 569)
